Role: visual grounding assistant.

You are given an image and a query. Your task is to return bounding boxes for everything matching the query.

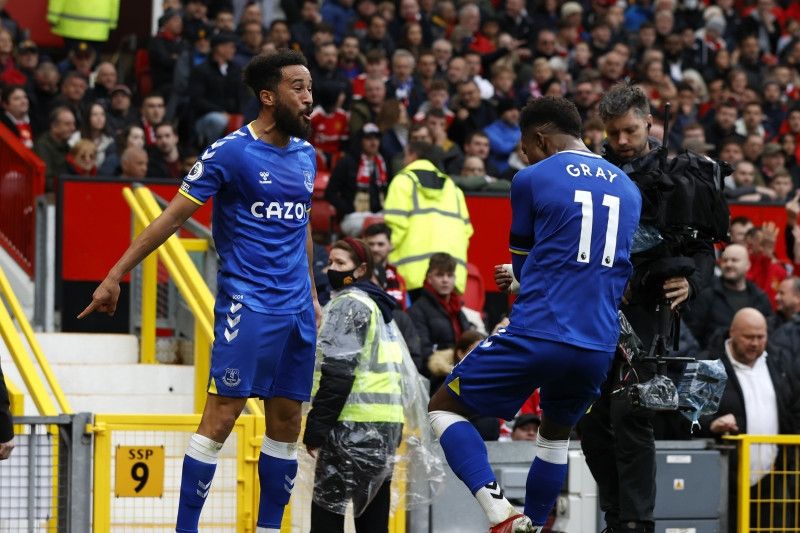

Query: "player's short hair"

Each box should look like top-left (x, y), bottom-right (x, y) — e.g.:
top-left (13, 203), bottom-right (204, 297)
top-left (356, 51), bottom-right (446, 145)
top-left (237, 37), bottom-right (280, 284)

top-left (363, 222), bottom-right (392, 240)
top-left (519, 96), bottom-right (582, 139)
top-left (426, 252), bottom-right (456, 275)
top-left (244, 49), bottom-right (308, 95)
top-left (599, 84), bottom-right (650, 122)
top-left (332, 238), bottom-right (375, 279)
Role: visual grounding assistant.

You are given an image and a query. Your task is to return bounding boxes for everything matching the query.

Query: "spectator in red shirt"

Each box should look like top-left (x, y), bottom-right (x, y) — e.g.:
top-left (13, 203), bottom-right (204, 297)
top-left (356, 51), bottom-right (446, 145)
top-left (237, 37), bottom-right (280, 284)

top-left (310, 87), bottom-right (349, 169)
top-left (745, 222), bottom-right (788, 310)
top-left (0, 85), bottom-right (33, 148)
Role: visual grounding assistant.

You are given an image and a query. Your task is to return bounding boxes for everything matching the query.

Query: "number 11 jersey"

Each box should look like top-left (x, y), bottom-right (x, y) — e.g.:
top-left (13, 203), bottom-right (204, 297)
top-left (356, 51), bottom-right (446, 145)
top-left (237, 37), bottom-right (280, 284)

top-left (507, 150), bottom-right (641, 351)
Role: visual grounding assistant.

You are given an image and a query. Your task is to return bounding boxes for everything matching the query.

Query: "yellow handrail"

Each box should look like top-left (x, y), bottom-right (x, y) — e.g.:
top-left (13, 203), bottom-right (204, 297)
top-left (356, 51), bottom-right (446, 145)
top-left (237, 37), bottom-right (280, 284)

top-left (122, 187), bottom-right (263, 418)
top-left (5, 375), bottom-right (24, 416)
top-left (0, 265), bottom-right (71, 413)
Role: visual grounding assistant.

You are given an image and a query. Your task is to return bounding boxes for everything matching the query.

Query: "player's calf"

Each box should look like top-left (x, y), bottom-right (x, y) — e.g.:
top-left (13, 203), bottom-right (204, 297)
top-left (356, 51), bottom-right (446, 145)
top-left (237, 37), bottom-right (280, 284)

top-left (429, 407), bottom-right (520, 526)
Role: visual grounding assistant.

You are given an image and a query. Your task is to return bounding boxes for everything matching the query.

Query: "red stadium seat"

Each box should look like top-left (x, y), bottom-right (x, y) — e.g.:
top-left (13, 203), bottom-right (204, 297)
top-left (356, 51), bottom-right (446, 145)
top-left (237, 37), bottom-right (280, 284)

top-left (311, 199), bottom-right (339, 242)
top-left (134, 49), bottom-right (152, 97)
top-left (360, 214), bottom-right (384, 234)
top-left (314, 171), bottom-right (330, 200)
top-left (225, 113), bottom-right (244, 134)
top-left (463, 262), bottom-right (485, 311)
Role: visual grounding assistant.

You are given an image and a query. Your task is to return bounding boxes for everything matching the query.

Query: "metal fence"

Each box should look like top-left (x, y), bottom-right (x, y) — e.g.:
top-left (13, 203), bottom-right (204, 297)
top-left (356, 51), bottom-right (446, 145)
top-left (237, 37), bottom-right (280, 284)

top-left (0, 124), bottom-right (45, 278)
top-left (727, 434), bottom-right (800, 533)
top-left (0, 414), bottom-right (92, 532)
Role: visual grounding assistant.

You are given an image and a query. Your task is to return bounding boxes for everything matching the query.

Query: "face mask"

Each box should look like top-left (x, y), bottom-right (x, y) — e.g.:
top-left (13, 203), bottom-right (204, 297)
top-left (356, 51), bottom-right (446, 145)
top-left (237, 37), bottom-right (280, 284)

top-left (328, 268), bottom-right (357, 291)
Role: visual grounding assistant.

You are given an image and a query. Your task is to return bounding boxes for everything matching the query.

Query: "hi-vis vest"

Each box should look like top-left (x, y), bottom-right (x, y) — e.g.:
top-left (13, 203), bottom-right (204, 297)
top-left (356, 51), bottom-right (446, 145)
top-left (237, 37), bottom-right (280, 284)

top-left (315, 289), bottom-right (404, 424)
top-left (47, 0), bottom-right (120, 41)
top-left (384, 159), bottom-right (473, 292)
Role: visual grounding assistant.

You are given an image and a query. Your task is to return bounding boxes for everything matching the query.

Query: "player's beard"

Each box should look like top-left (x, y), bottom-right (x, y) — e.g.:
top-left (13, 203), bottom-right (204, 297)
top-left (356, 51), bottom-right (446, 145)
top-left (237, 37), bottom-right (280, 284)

top-left (274, 97), bottom-right (311, 140)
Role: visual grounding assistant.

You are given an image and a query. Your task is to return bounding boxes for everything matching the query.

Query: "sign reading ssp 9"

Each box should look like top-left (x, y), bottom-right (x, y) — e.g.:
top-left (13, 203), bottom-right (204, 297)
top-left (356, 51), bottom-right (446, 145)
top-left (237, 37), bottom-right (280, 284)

top-left (115, 446), bottom-right (165, 497)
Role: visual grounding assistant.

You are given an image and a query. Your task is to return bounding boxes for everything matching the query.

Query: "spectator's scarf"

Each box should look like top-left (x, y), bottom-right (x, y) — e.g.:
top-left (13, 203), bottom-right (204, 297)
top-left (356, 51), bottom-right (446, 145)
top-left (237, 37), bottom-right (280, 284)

top-left (356, 153), bottom-right (387, 189)
top-left (356, 153), bottom-right (387, 213)
top-left (424, 280), bottom-right (464, 339)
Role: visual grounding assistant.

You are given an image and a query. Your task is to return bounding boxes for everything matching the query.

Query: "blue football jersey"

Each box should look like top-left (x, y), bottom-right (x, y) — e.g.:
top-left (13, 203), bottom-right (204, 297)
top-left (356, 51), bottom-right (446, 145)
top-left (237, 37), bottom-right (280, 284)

top-left (507, 150), bottom-right (641, 351)
top-left (179, 124), bottom-right (316, 314)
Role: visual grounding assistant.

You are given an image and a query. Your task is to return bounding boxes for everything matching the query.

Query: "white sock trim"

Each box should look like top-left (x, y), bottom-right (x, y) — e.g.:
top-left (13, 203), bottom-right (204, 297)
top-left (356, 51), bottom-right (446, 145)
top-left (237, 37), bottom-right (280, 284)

top-left (535, 434), bottom-right (569, 465)
top-left (186, 433), bottom-right (223, 464)
top-left (255, 528), bottom-right (280, 533)
top-left (429, 410), bottom-right (469, 438)
top-left (261, 436), bottom-right (298, 460)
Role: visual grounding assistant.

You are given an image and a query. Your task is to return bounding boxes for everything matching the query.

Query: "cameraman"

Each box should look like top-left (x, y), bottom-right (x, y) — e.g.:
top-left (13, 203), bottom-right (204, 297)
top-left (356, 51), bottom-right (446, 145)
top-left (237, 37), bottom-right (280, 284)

top-left (577, 84), bottom-right (716, 533)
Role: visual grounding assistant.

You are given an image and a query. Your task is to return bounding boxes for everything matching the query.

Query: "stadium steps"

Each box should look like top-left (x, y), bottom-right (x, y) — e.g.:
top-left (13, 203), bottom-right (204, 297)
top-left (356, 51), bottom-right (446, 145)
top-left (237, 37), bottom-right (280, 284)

top-left (0, 333), bottom-right (195, 415)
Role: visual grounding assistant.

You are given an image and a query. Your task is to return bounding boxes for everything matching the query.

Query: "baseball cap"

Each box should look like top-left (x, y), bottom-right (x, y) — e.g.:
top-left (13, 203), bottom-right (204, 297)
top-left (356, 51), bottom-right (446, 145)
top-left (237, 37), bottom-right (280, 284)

top-left (18, 40), bottom-right (38, 54)
top-left (158, 8), bottom-right (182, 28)
top-left (512, 413), bottom-right (541, 431)
top-left (210, 32), bottom-right (238, 48)
top-left (73, 41), bottom-right (95, 58)
top-left (561, 1), bottom-right (583, 18)
top-left (110, 84), bottom-right (133, 97)
top-left (762, 143), bottom-right (784, 156)
top-left (361, 123), bottom-right (381, 137)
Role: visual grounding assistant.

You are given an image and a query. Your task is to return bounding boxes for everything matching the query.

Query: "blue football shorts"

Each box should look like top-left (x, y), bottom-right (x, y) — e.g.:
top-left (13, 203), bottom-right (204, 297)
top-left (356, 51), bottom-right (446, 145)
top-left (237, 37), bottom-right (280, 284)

top-left (444, 329), bottom-right (614, 426)
top-left (208, 297), bottom-right (316, 401)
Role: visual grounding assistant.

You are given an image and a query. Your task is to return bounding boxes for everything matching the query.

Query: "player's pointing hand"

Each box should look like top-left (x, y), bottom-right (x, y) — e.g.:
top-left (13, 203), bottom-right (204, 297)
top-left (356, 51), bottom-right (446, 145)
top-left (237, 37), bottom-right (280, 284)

top-left (77, 277), bottom-right (121, 318)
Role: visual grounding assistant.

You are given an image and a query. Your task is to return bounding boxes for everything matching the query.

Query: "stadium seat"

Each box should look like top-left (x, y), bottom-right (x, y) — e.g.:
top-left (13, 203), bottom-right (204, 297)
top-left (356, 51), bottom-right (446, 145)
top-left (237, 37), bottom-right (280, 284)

top-left (134, 49), bottom-right (152, 97)
top-left (361, 214), bottom-right (384, 233)
top-left (225, 113), bottom-right (244, 134)
top-left (311, 199), bottom-right (338, 243)
top-left (313, 171), bottom-right (330, 200)
top-left (463, 262), bottom-right (485, 311)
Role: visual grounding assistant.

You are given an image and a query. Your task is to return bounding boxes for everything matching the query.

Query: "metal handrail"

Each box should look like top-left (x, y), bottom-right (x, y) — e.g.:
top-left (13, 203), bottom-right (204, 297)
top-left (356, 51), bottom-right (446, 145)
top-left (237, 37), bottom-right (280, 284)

top-left (0, 264), bottom-right (71, 415)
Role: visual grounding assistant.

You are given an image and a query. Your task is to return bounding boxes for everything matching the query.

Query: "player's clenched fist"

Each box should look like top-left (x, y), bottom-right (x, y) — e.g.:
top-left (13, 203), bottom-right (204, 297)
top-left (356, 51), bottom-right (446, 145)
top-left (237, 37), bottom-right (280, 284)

top-left (78, 277), bottom-right (121, 318)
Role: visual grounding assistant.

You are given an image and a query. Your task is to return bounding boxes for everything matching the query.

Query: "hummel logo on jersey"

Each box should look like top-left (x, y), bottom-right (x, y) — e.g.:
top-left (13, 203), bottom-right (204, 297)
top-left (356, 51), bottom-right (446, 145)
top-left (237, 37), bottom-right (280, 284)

top-left (259, 171), bottom-right (272, 184)
top-left (484, 481), bottom-right (505, 499)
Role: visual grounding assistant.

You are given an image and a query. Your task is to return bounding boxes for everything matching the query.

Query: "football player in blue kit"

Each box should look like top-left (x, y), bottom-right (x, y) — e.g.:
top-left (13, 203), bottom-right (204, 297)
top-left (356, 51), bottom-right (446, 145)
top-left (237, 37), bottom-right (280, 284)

top-left (428, 96), bottom-right (642, 533)
top-left (79, 51), bottom-right (321, 533)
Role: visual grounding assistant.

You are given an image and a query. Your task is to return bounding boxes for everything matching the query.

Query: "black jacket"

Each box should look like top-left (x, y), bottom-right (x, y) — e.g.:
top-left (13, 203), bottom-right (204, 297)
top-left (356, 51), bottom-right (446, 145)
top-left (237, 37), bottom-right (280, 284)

top-left (448, 101), bottom-right (497, 148)
top-left (685, 277), bottom-right (773, 350)
top-left (697, 336), bottom-right (799, 438)
top-left (148, 34), bottom-right (185, 94)
top-left (771, 314), bottom-right (800, 367)
top-left (189, 59), bottom-right (245, 117)
top-left (408, 288), bottom-right (472, 376)
top-left (325, 152), bottom-right (387, 218)
top-left (0, 362), bottom-right (12, 443)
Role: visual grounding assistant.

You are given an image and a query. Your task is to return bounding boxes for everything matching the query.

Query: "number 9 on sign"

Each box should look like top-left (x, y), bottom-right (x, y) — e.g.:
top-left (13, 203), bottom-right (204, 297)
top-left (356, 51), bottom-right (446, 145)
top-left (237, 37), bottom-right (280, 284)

top-left (115, 446), bottom-right (165, 497)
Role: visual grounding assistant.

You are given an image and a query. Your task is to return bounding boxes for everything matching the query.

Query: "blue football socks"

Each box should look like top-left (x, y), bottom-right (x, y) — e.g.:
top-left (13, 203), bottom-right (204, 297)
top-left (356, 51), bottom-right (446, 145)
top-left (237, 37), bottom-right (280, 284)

top-left (524, 435), bottom-right (569, 526)
top-left (176, 434), bottom-right (223, 532)
top-left (256, 437), bottom-right (298, 530)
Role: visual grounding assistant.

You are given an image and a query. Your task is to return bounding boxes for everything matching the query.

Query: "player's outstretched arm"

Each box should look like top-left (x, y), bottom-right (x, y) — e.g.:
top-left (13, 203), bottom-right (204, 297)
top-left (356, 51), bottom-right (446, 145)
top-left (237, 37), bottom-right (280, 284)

top-left (78, 194), bottom-right (202, 318)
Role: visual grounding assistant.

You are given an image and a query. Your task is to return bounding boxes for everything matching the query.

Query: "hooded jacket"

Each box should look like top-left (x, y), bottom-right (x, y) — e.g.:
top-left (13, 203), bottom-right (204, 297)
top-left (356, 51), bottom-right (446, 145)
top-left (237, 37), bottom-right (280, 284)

top-left (384, 159), bottom-right (473, 292)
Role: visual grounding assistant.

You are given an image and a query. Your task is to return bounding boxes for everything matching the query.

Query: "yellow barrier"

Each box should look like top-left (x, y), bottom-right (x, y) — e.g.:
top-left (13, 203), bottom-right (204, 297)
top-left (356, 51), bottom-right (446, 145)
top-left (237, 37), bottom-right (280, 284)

top-left (4, 374), bottom-right (23, 416)
top-left (92, 413), bottom-right (258, 532)
top-left (0, 265), bottom-right (71, 414)
top-left (726, 434), bottom-right (800, 533)
top-left (122, 187), bottom-right (263, 417)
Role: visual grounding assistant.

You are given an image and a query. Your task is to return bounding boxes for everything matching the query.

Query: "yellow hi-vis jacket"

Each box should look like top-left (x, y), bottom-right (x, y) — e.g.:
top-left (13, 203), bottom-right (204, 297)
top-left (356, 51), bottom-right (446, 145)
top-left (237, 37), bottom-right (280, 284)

top-left (312, 289), bottom-right (404, 424)
top-left (384, 159), bottom-right (473, 293)
top-left (47, 0), bottom-right (120, 41)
